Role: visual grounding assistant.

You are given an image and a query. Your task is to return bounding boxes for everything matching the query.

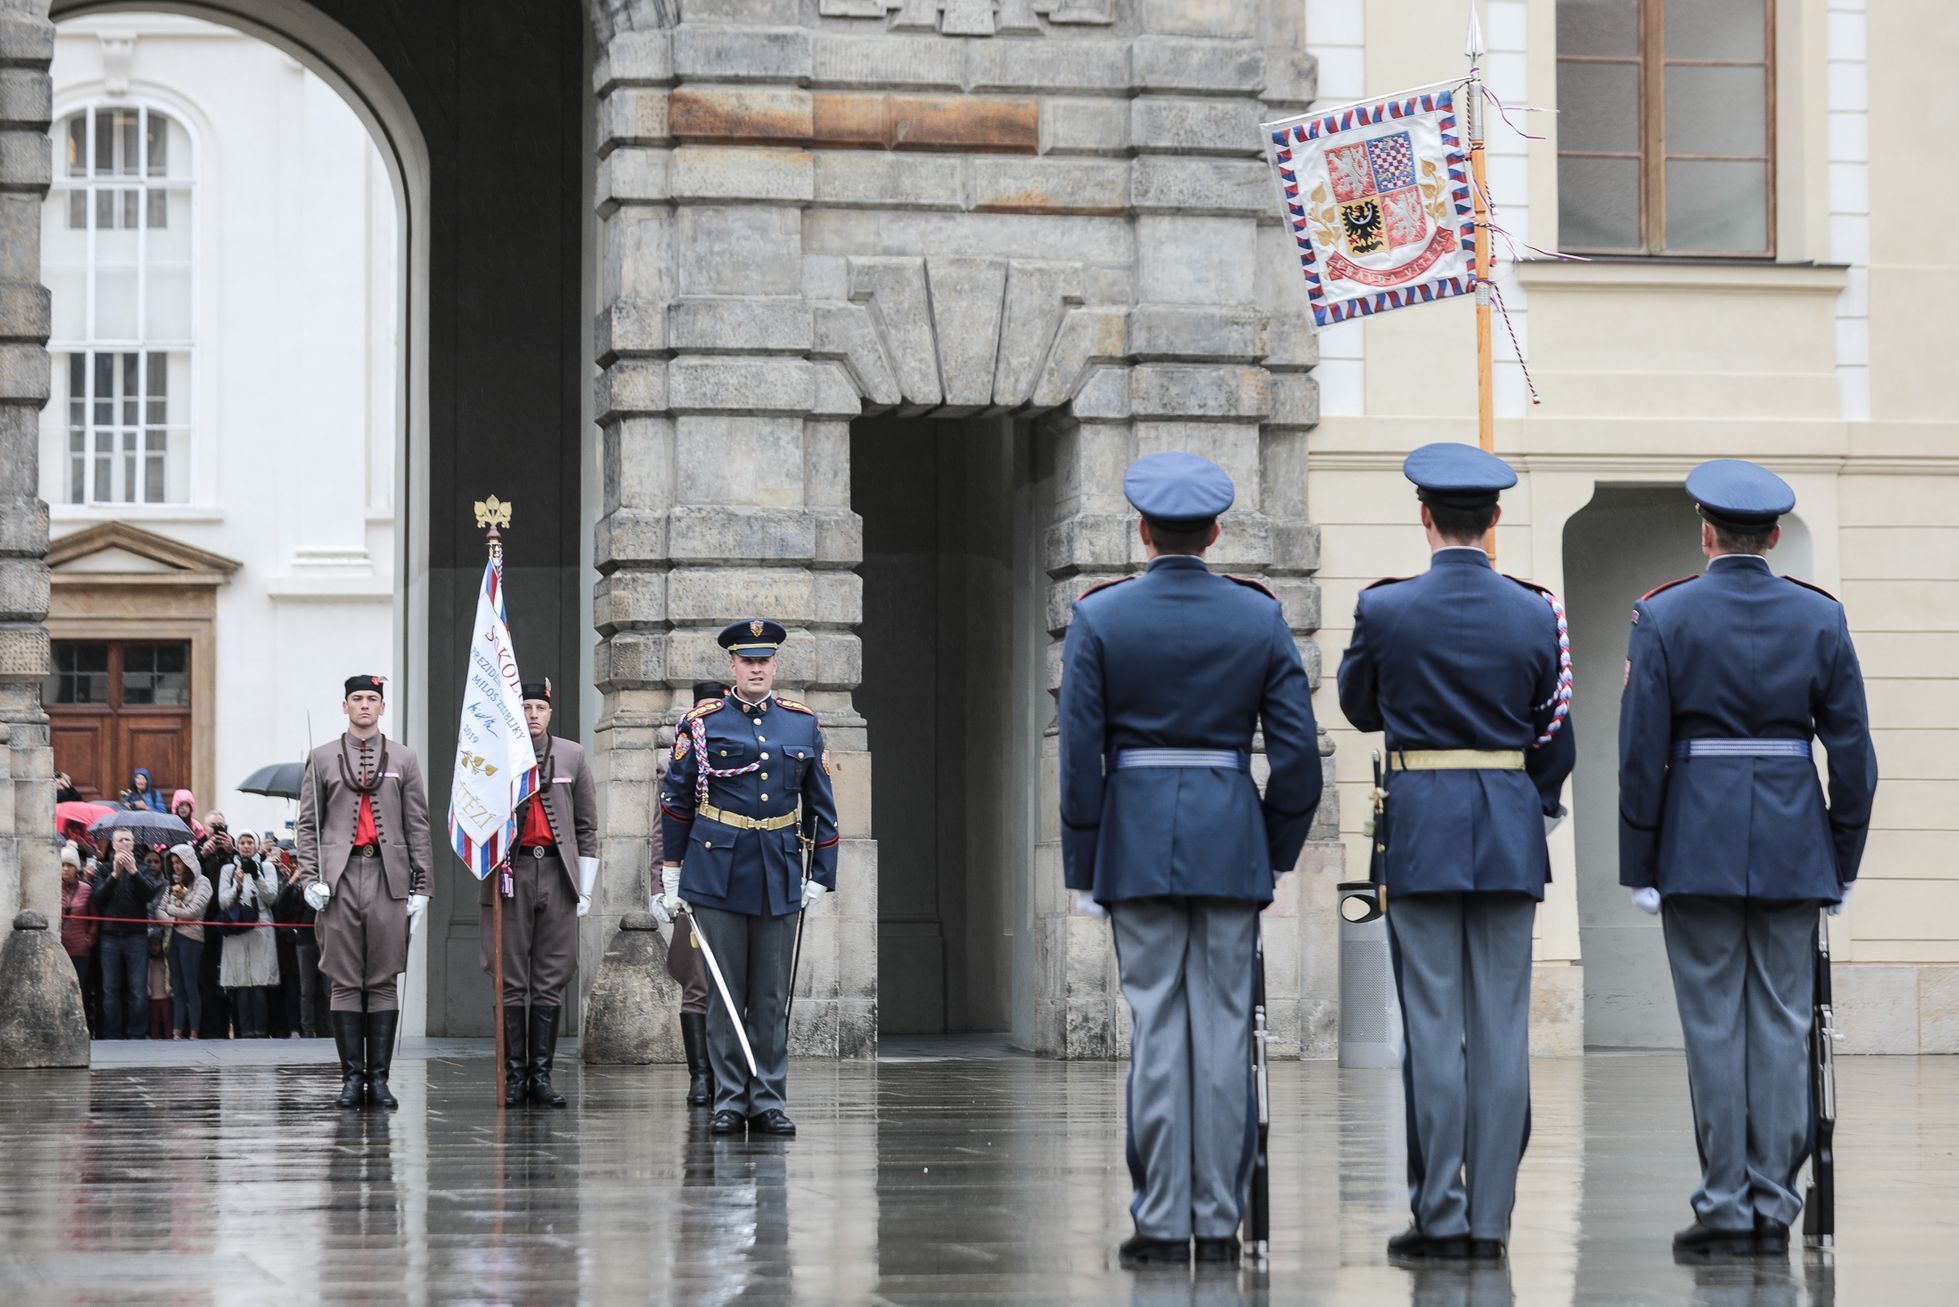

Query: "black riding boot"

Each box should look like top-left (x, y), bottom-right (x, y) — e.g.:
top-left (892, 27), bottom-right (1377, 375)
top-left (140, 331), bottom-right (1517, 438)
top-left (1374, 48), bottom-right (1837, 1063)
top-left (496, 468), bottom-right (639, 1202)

top-left (331, 1010), bottom-right (366, 1109)
top-left (502, 1003), bottom-right (528, 1108)
top-left (365, 1010), bottom-right (401, 1110)
top-left (526, 1004), bottom-right (567, 1107)
top-left (681, 1012), bottom-right (714, 1108)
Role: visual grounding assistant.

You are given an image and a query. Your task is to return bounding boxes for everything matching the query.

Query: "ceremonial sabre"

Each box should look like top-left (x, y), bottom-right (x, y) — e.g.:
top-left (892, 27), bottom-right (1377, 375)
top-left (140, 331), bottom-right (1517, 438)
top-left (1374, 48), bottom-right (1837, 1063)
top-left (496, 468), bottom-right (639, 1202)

top-left (1804, 908), bottom-right (1838, 1248)
top-left (690, 914), bottom-right (759, 1079)
top-left (786, 802), bottom-right (812, 1023)
top-left (1247, 930), bottom-right (1271, 1263)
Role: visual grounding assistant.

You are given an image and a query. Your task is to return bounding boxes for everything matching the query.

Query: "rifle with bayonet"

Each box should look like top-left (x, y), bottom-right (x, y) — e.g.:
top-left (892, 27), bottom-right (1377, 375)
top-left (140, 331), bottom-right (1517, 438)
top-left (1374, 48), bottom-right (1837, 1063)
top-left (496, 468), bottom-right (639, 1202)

top-left (1803, 908), bottom-right (1837, 1248)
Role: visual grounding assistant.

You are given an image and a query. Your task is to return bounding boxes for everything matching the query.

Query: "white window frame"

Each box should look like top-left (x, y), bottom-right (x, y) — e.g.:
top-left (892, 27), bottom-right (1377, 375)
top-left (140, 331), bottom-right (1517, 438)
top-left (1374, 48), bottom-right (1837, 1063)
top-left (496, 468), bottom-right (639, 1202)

top-left (46, 99), bottom-right (198, 507)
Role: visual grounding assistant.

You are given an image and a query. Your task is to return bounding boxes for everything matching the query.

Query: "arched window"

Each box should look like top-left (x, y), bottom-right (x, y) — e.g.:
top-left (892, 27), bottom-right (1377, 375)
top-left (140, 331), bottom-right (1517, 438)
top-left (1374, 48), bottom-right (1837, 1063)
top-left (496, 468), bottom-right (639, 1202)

top-left (44, 104), bottom-right (194, 505)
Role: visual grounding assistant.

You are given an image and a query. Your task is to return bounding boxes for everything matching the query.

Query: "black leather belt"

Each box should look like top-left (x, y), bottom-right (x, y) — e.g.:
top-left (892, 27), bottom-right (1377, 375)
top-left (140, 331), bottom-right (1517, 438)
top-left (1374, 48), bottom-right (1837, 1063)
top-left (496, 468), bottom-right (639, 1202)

top-left (518, 845), bottom-right (560, 860)
top-left (352, 845), bottom-right (380, 859)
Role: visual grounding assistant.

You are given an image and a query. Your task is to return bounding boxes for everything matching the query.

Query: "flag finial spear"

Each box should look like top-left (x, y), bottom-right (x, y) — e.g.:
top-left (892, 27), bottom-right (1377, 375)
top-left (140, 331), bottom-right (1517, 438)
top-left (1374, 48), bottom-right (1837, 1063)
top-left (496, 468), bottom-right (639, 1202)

top-left (1464, 2), bottom-right (1485, 60)
top-left (473, 494), bottom-right (512, 556)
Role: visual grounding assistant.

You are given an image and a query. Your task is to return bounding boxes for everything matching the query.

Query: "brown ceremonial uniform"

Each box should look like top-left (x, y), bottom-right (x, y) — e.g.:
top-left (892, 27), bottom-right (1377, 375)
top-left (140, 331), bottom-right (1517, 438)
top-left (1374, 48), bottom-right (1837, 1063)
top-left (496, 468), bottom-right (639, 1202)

top-left (296, 732), bottom-right (433, 1012)
top-left (479, 733), bottom-right (597, 1006)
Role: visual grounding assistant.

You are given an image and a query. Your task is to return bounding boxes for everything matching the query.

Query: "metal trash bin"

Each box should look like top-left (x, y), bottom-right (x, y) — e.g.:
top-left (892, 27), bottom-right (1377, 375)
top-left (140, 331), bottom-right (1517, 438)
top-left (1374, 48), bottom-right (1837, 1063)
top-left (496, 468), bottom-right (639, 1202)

top-left (1337, 882), bottom-right (1399, 1069)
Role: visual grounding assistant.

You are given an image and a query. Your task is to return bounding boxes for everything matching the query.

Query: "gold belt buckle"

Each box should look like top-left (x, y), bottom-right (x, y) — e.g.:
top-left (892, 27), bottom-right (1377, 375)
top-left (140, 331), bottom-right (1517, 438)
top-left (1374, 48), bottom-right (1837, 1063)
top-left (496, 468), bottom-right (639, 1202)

top-left (357, 846), bottom-right (377, 859)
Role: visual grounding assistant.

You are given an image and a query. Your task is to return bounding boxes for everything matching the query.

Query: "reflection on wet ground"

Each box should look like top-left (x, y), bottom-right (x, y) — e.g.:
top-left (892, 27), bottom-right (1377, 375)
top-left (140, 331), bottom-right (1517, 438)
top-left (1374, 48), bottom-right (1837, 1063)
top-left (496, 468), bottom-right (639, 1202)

top-left (0, 1045), bottom-right (1952, 1304)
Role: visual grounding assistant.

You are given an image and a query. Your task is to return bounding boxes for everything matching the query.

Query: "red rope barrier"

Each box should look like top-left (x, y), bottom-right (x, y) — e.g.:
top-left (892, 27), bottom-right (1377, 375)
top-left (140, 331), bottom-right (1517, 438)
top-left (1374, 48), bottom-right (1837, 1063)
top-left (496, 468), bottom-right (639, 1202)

top-left (60, 913), bottom-right (315, 929)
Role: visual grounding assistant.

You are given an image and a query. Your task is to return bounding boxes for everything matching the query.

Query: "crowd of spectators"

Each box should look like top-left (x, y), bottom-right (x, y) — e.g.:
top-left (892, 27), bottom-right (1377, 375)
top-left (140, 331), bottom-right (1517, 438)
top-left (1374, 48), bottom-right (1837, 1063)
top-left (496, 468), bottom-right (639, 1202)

top-left (56, 771), bottom-right (330, 1041)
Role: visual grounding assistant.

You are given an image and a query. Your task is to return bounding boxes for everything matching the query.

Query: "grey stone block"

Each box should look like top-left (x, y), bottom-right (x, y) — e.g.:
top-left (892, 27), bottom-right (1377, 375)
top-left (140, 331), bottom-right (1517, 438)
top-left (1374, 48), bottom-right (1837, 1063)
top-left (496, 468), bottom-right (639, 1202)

top-left (0, 559), bottom-right (49, 619)
top-left (812, 152), bottom-right (962, 211)
top-left (0, 913), bottom-right (88, 1068)
top-left (968, 37), bottom-right (1130, 94)
top-left (593, 569), bottom-right (668, 635)
top-left (1133, 35), bottom-right (1264, 95)
top-left (599, 86), bottom-right (670, 151)
top-left (1260, 312), bottom-right (1319, 371)
top-left (1140, 0), bottom-right (1259, 38)
top-left (672, 24), bottom-right (812, 83)
top-left (0, 341), bottom-right (46, 404)
top-left (1069, 366), bottom-right (1129, 421)
top-left (1129, 304), bottom-right (1264, 362)
top-left (580, 915), bottom-right (686, 1064)
top-left (669, 146), bottom-right (813, 204)
top-left (596, 296), bottom-right (667, 363)
top-left (595, 629), bottom-right (668, 692)
top-left (686, 0), bottom-right (800, 21)
top-left (1266, 372), bottom-right (1319, 428)
top-left (993, 260), bottom-right (1084, 408)
top-left (601, 416), bottom-right (676, 516)
top-left (668, 355), bottom-right (814, 416)
top-left (812, 301), bottom-right (901, 408)
top-left (926, 257), bottom-right (1007, 409)
top-left (1130, 156), bottom-right (1271, 216)
top-left (809, 360), bottom-right (864, 418)
top-left (1030, 307), bottom-right (1125, 408)
top-left (0, 494), bottom-right (47, 557)
top-left (668, 297), bottom-right (812, 353)
top-left (676, 206), bottom-right (802, 296)
top-left (595, 508), bottom-right (671, 571)
top-left (597, 146), bottom-right (669, 212)
top-left (1135, 215), bottom-right (1256, 304)
top-left (1130, 97), bottom-right (1264, 156)
top-left (596, 359), bottom-right (667, 422)
top-left (674, 415), bottom-right (806, 506)
top-left (1041, 96), bottom-right (1129, 157)
top-left (0, 68), bottom-right (52, 130)
top-left (1129, 363), bottom-right (1270, 420)
top-left (971, 157), bottom-right (1127, 216)
top-left (667, 504), bottom-right (817, 563)
top-left (0, 283), bottom-right (48, 342)
top-left (1260, 49), bottom-right (1319, 112)
top-left (848, 257), bottom-right (938, 407)
top-left (667, 565), bottom-right (815, 623)
top-left (594, 30), bottom-right (674, 94)
top-left (0, 12), bottom-right (55, 68)
top-left (603, 208), bottom-right (675, 301)
top-left (811, 34), bottom-right (964, 92)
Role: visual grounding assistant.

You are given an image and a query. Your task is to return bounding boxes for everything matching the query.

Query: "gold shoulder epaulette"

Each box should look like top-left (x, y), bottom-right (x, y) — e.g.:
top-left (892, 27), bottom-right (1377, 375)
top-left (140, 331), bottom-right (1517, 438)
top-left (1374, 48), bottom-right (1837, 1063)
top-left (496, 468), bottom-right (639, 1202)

top-left (685, 698), bottom-right (725, 721)
top-left (774, 696), bottom-right (816, 716)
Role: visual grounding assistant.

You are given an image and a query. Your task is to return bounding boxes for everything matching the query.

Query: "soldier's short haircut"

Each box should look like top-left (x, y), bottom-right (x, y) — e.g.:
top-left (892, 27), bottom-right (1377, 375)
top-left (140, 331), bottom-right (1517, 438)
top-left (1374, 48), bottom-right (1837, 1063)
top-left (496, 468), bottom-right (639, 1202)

top-left (1427, 500), bottom-right (1498, 543)
top-left (1709, 520), bottom-right (1775, 555)
top-left (1143, 518), bottom-right (1214, 556)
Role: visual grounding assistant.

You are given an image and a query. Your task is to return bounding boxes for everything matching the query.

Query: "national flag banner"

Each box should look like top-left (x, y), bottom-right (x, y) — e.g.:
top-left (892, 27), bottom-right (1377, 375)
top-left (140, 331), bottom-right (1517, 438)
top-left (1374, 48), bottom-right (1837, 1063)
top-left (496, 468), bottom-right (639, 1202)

top-left (1263, 83), bottom-right (1478, 327)
top-left (447, 553), bottom-right (538, 880)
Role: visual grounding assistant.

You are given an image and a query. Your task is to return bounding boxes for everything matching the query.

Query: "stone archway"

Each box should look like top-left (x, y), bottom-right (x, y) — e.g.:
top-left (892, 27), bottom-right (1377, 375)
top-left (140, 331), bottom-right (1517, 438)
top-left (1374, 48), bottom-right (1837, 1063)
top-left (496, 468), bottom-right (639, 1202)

top-left (582, 0), bottom-right (1340, 1060)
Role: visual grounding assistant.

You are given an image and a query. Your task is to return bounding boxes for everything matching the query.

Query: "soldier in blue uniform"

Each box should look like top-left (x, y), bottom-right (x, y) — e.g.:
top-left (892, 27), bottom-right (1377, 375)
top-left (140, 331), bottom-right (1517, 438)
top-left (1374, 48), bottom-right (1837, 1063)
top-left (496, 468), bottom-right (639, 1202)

top-left (1336, 443), bottom-right (1576, 1262)
top-left (1059, 451), bottom-right (1322, 1268)
top-left (1619, 459), bottom-right (1877, 1257)
top-left (659, 619), bottom-right (840, 1137)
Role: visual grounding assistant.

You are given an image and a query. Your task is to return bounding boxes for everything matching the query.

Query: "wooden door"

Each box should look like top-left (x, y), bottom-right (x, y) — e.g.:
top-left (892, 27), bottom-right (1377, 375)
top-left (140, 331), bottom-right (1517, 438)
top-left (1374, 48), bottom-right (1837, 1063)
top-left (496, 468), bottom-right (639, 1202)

top-left (47, 640), bottom-right (192, 802)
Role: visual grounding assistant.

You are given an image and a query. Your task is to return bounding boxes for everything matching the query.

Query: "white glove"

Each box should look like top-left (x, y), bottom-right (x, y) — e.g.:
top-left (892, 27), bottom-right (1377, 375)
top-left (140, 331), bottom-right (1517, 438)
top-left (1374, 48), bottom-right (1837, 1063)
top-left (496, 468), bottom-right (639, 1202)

top-left (1630, 887), bottom-right (1662, 916)
top-left (1829, 883), bottom-right (1853, 917)
top-left (576, 894), bottom-right (591, 918)
top-left (406, 892), bottom-right (429, 935)
top-left (656, 866), bottom-right (685, 920)
top-left (648, 891), bottom-right (672, 925)
top-left (304, 881), bottom-right (331, 912)
top-left (801, 881), bottom-right (829, 913)
top-left (1072, 889), bottom-right (1108, 921)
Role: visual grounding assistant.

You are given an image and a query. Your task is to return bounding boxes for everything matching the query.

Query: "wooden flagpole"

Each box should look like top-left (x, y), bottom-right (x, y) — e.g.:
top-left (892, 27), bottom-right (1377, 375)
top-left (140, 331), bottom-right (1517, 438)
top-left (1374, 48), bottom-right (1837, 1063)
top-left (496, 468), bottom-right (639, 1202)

top-left (1466, 4), bottom-right (1496, 561)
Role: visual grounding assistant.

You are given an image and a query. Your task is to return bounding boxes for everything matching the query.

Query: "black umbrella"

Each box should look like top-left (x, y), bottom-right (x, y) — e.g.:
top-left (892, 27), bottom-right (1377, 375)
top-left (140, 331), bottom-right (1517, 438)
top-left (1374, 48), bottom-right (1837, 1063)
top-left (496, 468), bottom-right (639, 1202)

top-left (87, 808), bottom-right (194, 849)
top-left (237, 761), bottom-right (305, 800)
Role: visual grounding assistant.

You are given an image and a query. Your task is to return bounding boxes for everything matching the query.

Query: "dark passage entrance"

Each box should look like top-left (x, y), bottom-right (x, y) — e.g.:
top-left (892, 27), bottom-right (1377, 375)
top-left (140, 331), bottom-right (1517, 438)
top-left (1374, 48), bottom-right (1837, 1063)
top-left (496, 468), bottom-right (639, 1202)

top-left (852, 418), bottom-right (1048, 1040)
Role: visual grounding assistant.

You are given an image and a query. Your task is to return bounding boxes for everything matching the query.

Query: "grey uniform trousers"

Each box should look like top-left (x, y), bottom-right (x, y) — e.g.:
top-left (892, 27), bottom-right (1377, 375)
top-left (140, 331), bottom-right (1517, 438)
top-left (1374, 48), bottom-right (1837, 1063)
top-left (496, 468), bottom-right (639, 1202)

top-left (1661, 896), bottom-right (1816, 1231)
top-left (1110, 897), bottom-right (1258, 1241)
top-left (1386, 892), bottom-right (1537, 1241)
top-left (690, 905), bottom-right (797, 1118)
top-left (478, 851), bottom-right (578, 1007)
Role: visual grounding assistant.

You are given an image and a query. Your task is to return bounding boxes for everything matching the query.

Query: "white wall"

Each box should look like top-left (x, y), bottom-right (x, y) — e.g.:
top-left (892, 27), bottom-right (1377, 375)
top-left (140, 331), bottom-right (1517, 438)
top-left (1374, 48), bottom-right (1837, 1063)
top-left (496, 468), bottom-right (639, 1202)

top-left (43, 14), bottom-right (399, 835)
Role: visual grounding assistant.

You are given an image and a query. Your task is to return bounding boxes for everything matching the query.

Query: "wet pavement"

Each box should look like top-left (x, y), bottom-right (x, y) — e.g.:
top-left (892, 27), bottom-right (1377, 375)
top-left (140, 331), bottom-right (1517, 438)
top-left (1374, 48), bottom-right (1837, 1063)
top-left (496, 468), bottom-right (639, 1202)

top-left (0, 1042), bottom-right (1953, 1304)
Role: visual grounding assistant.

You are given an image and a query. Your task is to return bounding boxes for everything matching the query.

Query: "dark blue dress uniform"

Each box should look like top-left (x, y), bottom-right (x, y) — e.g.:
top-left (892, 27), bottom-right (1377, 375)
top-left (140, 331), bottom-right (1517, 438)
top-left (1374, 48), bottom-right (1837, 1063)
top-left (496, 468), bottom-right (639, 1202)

top-left (1335, 442), bottom-right (1575, 1255)
top-left (1058, 452), bottom-right (1322, 1260)
top-left (1618, 460), bottom-right (1878, 1249)
top-left (659, 618), bottom-right (839, 1131)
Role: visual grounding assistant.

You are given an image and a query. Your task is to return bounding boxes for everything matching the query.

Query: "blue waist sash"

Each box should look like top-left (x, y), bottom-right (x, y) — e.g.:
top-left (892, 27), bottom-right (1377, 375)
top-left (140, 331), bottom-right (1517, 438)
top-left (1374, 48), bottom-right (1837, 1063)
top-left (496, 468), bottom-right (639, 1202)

top-left (1111, 748), bottom-right (1251, 771)
top-left (1669, 738), bottom-right (1812, 761)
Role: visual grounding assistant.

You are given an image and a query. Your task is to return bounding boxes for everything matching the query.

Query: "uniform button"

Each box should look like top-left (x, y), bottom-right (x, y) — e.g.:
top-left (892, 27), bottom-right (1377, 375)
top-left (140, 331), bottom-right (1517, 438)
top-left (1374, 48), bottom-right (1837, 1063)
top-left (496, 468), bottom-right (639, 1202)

top-left (758, 735), bottom-right (766, 742)
top-left (705, 840), bottom-right (713, 849)
top-left (760, 752), bottom-right (769, 761)
top-left (761, 773), bottom-right (769, 781)
top-left (760, 793), bottom-right (768, 801)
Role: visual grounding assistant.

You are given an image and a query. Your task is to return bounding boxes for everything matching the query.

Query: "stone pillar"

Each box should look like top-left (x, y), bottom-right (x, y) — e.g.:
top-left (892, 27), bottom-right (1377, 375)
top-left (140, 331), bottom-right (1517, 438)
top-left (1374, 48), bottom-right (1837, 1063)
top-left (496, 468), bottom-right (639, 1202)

top-left (0, 0), bottom-right (84, 1067)
top-left (585, 3), bottom-right (874, 1060)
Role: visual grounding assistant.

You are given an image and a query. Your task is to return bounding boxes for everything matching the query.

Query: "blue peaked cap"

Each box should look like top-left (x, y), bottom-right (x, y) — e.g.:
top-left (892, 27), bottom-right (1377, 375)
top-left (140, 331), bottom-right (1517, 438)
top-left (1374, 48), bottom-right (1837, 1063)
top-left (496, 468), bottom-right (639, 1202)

top-left (1686, 459), bottom-right (1795, 528)
top-left (1124, 452), bottom-right (1235, 530)
top-left (719, 618), bottom-right (786, 658)
top-left (1402, 442), bottom-right (1517, 506)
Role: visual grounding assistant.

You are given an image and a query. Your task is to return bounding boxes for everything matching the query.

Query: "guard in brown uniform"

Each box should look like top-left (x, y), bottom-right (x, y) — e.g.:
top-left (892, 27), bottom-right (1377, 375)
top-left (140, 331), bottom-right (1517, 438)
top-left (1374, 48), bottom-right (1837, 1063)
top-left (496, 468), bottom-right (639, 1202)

top-left (483, 680), bottom-right (599, 1108)
top-left (297, 674), bottom-right (433, 1110)
top-left (653, 680), bottom-right (725, 1109)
